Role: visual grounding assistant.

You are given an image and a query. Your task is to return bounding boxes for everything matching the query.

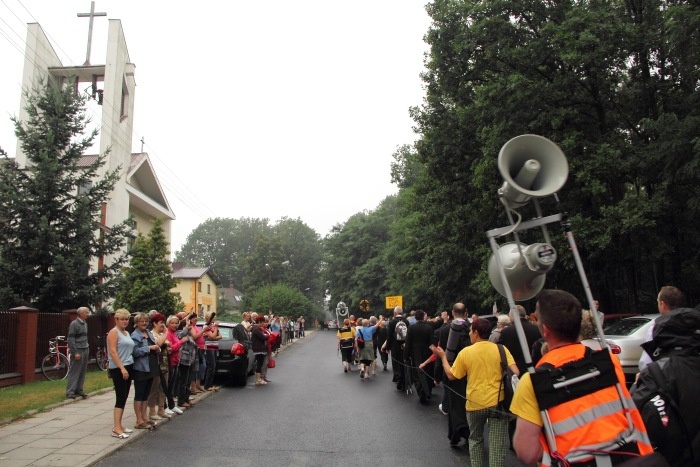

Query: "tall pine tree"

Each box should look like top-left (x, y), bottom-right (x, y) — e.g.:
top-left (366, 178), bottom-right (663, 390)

top-left (0, 80), bottom-right (132, 312)
top-left (115, 218), bottom-right (181, 315)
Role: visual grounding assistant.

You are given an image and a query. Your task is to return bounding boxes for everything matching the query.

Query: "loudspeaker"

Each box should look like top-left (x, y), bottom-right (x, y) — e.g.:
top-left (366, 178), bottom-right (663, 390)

top-left (488, 242), bottom-right (557, 301)
top-left (498, 134), bottom-right (569, 208)
top-left (336, 302), bottom-right (348, 316)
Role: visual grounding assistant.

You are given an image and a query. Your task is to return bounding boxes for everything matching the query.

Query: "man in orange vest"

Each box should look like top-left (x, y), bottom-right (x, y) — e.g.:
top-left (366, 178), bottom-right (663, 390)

top-left (510, 289), bottom-right (654, 466)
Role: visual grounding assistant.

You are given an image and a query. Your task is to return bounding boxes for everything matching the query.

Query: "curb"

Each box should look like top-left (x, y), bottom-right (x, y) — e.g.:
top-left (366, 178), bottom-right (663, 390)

top-left (84, 387), bottom-right (216, 466)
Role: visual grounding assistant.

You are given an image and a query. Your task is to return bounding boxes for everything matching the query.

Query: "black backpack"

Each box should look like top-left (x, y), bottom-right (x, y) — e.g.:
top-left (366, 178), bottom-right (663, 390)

top-left (633, 356), bottom-right (699, 466)
top-left (445, 321), bottom-right (470, 364)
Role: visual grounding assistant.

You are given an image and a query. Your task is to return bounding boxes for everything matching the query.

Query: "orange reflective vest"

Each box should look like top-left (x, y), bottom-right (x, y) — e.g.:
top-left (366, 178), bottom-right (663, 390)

top-left (536, 345), bottom-right (653, 466)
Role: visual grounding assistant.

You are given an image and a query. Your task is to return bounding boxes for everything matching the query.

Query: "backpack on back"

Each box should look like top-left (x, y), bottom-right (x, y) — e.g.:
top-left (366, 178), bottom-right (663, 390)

top-left (445, 321), bottom-right (470, 363)
top-left (395, 320), bottom-right (408, 342)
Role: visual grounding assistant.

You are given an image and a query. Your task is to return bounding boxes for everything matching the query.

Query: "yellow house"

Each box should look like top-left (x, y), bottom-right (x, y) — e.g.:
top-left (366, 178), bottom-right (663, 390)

top-left (171, 264), bottom-right (220, 317)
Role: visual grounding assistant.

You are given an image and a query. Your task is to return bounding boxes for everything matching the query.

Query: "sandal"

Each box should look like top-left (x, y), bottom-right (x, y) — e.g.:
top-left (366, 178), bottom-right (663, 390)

top-left (111, 431), bottom-right (129, 439)
top-left (206, 387), bottom-right (217, 392)
top-left (134, 422), bottom-right (152, 430)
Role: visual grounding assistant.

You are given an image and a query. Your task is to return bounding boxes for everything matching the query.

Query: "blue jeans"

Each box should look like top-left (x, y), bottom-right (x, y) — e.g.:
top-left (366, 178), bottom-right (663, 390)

top-left (203, 349), bottom-right (217, 388)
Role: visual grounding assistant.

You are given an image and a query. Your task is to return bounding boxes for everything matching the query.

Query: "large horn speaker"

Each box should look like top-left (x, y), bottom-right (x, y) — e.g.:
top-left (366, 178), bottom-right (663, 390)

top-left (498, 134), bottom-right (569, 208)
top-left (488, 242), bottom-right (557, 301)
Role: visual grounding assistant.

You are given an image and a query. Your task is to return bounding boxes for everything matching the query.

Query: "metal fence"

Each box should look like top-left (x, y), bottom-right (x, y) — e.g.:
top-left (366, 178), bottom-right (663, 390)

top-left (35, 312), bottom-right (71, 368)
top-left (33, 313), bottom-right (112, 368)
top-left (0, 311), bottom-right (18, 374)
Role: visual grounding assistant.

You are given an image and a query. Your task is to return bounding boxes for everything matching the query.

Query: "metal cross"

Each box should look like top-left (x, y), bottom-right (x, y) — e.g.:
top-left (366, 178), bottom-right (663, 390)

top-left (77, 1), bottom-right (107, 65)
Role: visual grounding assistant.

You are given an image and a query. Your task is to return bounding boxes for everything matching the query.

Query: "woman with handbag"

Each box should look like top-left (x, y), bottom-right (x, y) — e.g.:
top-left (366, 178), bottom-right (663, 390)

top-left (251, 315), bottom-right (270, 386)
top-left (356, 316), bottom-right (384, 380)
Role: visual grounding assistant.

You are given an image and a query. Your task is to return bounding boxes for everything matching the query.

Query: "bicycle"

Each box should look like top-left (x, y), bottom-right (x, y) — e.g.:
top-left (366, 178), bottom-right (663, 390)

top-left (95, 334), bottom-right (108, 371)
top-left (41, 335), bottom-right (71, 381)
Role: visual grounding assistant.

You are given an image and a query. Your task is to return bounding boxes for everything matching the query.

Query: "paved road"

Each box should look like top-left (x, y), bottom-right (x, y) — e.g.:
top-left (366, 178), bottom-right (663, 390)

top-left (97, 331), bottom-right (531, 467)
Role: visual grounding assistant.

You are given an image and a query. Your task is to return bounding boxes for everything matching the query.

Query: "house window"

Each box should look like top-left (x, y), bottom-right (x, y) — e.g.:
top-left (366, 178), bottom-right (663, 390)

top-left (78, 181), bottom-right (92, 195)
top-left (207, 305), bottom-right (211, 312)
top-left (198, 282), bottom-right (202, 292)
top-left (207, 284), bottom-right (211, 294)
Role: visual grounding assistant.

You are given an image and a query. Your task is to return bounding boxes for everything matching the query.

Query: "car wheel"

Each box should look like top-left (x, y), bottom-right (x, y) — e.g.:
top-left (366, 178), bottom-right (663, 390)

top-left (230, 373), bottom-right (248, 387)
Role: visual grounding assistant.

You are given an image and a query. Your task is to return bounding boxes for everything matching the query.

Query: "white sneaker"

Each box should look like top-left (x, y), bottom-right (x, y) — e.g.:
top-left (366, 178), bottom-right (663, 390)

top-left (164, 408), bottom-right (175, 416)
top-left (172, 407), bottom-right (184, 415)
top-left (438, 404), bottom-right (448, 415)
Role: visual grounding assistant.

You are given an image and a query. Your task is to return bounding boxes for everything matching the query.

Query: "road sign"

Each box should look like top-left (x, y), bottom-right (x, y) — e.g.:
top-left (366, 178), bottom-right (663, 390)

top-left (359, 299), bottom-right (370, 313)
top-left (385, 295), bottom-right (403, 309)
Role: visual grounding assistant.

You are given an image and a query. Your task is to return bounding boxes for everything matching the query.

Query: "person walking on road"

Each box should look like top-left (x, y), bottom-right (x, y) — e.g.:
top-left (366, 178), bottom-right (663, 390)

top-left (404, 310), bottom-right (436, 403)
top-left (107, 309), bottom-right (135, 439)
top-left (66, 306), bottom-right (90, 399)
top-left (510, 289), bottom-right (653, 466)
top-left (433, 317), bottom-right (519, 467)
top-left (356, 317), bottom-right (384, 380)
top-left (384, 306), bottom-right (409, 390)
top-left (337, 319), bottom-right (356, 373)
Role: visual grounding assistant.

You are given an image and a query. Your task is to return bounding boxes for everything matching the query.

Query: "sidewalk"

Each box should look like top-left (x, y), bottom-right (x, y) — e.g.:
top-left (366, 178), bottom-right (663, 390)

top-left (0, 330), bottom-right (315, 466)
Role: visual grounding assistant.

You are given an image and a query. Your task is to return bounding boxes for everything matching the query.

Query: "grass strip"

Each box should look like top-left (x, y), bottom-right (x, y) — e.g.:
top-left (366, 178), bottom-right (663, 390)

top-left (0, 370), bottom-right (113, 421)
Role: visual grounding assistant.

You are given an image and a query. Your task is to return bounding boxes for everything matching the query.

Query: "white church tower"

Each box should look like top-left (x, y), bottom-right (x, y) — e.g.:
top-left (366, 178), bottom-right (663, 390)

top-left (14, 5), bottom-right (175, 268)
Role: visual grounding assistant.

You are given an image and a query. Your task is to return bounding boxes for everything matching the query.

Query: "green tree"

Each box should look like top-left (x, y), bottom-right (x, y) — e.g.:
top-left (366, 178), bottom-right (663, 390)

top-left (323, 197), bottom-right (396, 315)
top-left (382, 0), bottom-right (700, 312)
top-left (174, 217), bottom-right (272, 289)
top-left (249, 283), bottom-right (319, 321)
top-left (273, 217), bottom-right (323, 300)
top-left (114, 218), bottom-right (181, 314)
top-left (0, 80), bottom-right (131, 312)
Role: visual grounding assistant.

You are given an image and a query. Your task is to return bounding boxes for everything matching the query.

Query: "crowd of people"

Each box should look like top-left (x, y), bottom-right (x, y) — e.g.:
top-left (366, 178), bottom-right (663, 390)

top-left (336, 287), bottom-right (699, 467)
top-left (103, 308), bottom-right (221, 439)
top-left (99, 309), bottom-right (306, 438)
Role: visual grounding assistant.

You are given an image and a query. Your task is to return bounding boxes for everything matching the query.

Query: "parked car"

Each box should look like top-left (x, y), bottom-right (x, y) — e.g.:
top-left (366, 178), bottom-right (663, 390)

top-left (602, 313), bottom-right (642, 332)
top-left (582, 314), bottom-right (659, 384)
top-left (469, 315), bottom-right (498, 329)
top-left (198, 321), bottom-right (254, 386)
top-left (327, 320), bottom-right (338, 330)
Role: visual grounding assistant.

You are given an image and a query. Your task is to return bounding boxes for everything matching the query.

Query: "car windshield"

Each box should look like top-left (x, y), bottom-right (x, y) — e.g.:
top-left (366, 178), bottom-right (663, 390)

top-left (604, 318), bottom-right (651, 336)
top-left (218, 327), bottom-right (233, 339)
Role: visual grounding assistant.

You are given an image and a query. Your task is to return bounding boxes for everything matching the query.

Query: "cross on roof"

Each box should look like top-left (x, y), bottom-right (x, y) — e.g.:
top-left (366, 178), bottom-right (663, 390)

top-left (77, 1), bottom-right (107, 65)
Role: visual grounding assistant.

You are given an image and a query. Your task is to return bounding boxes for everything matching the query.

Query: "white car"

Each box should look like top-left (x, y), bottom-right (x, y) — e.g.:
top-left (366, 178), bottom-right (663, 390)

top-left (582, 314), bottom-right (660, 384)
top-left (327, 320), bottom-right (338, 330)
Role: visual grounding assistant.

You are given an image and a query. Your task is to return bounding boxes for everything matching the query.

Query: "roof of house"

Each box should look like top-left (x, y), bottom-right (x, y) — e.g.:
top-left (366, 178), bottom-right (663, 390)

top-left (172, 267), bottom-right (220, 285)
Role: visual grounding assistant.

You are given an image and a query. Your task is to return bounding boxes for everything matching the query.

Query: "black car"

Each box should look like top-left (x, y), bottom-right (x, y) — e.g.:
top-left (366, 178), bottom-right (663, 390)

top-left (199, 321), bottom-right (255, 386)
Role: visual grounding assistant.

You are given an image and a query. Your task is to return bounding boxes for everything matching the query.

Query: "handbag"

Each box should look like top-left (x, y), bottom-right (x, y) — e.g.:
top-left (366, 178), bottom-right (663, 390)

top-left (267, 357), bottom-right (276, 369)
top-left (497, 344), bottom-right (519, 412)
top-left (356, 330), bottom-right (365, 349)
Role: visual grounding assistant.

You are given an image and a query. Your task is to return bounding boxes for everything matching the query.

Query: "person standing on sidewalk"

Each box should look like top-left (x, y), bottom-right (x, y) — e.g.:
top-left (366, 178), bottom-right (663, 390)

top-left (107, 308), bottom-right (135, 439)
top-left (66, 306), bottom-right (90, 399)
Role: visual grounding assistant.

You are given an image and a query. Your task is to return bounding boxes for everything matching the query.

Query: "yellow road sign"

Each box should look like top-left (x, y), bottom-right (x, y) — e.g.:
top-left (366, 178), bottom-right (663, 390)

top-left (385, 295), bottom-right (403, 309)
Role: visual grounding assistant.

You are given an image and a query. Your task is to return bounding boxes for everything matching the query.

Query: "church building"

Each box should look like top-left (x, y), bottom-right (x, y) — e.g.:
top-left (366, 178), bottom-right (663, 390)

top-left (14, 12), bottom-right (175, 268)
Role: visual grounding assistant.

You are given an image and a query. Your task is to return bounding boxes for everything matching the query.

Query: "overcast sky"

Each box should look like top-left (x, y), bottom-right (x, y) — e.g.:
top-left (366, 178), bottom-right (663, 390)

top-left (0, 1), bottom-right (431, 253)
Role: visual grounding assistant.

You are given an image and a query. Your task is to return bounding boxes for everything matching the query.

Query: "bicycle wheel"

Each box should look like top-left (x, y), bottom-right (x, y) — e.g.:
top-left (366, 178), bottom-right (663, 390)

top-left (96, 349), bottom-right (109, 371)
top-left (41, 353), bottom-right (70, 381)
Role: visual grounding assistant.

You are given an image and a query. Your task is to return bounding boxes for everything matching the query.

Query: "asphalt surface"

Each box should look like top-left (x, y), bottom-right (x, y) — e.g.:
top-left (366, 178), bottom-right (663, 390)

top-left (95, 330), bottom-right (532, 467)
